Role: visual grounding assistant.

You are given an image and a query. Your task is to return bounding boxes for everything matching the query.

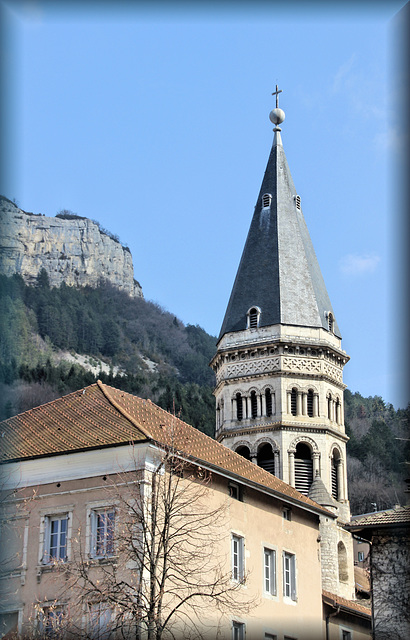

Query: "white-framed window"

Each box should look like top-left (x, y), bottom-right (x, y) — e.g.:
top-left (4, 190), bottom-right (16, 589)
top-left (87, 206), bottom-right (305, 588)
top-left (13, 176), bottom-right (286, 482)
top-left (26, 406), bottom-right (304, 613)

top-left (283, 551), bottom-right (297, 601)
top-left (39, 604), bottom-right (66, 638)
top-left (263, 548), bottom-right (276, 596)
top-left (39, 506), bottom-right (73, 566)
top-left (264, 634), bottom-right (277, 640)
top-left (282, 507), bottom-right (292, 521)
top-left (91, 508), bottom-right (115, 558)
top-left (231, 534), bottom-right (244, 582)
top-left (89, 603), bottom-right (114, 640)
top-left (232, 621), bottom-right (245, 640)
top-left (340, 630), bottom-right (352, 640)
top-left (43, 515), bottom-right (68, 563)
top-left (357, 551), bottom-right (365, 562)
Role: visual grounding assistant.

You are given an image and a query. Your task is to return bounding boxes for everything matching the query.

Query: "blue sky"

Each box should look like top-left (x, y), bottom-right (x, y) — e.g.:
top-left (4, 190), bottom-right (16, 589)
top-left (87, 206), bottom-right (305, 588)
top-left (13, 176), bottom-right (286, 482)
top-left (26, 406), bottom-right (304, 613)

top-left (0, 0), bottom-right (408, 408)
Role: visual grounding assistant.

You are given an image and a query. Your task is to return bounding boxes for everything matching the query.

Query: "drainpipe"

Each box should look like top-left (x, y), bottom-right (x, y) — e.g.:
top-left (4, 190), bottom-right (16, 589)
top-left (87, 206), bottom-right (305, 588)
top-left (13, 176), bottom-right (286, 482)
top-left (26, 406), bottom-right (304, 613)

top-left (325, 603), bottom-right (341, 640)
top-left (369, 540), bottom-right (375, 640)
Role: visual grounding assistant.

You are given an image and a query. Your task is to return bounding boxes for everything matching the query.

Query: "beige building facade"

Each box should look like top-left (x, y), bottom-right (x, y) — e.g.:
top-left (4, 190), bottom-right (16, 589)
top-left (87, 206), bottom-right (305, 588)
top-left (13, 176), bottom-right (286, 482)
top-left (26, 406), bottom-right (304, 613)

top-left (0, 382), bottom-right (371, 640)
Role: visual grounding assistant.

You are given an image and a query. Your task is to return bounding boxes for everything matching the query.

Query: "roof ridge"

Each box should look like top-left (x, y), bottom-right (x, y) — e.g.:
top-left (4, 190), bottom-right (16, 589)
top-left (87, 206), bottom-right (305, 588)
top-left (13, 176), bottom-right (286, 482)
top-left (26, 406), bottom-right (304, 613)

top-left (98, 381), bottom-right (199, 435)
top-left (96, 380), bottom-right (152, 441)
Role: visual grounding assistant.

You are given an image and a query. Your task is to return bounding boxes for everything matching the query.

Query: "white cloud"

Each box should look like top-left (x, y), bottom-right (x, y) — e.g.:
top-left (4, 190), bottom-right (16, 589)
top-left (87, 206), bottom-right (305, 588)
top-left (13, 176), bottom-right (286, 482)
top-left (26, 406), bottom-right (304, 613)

top-left (332, 54), bottom-right (357, 94)
top-left (339, 253), bottom-right (380, 276)
top-left (373, 126), bottom-right (402, 153)
top-left (331, 54), bottom-right (392, 125)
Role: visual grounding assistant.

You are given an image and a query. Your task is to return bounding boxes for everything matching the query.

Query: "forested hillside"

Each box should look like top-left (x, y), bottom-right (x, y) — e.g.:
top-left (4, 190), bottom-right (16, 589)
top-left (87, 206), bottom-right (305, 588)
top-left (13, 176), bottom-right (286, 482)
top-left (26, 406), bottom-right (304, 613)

top-left (0, 272), bottom-right (408, 514)
top-left (0, 272), bottom-right (216, 435)
top-left (344, 390), bottom-right (409, 514)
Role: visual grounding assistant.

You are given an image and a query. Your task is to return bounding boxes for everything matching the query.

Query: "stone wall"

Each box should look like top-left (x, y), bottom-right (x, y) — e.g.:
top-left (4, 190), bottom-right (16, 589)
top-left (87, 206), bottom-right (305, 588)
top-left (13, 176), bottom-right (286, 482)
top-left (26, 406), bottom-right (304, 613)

top-left (0, 197), bottom-right (143, 298)
top-left (371, 527), bottom-right (410, 640)
top-left (319, 514), bottom-right (356, 600)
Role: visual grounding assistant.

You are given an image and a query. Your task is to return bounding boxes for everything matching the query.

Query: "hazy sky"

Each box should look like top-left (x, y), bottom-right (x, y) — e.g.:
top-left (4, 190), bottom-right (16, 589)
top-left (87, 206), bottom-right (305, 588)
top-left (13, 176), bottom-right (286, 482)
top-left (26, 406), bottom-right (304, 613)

top-left (1, 0), bottom-right (408, 408)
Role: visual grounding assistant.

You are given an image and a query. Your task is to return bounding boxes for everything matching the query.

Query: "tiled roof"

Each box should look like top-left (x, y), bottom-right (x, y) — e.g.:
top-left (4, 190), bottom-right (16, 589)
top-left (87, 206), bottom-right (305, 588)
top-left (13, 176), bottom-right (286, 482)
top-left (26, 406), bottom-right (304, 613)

top-left (348, 505), bottom-right (410, 530)
top-left (0, 383), bottom-right (148, 460)
top-left (0, 382), bottom-right (331, 516)
top-left (322, 590), bottom-right (371, 617)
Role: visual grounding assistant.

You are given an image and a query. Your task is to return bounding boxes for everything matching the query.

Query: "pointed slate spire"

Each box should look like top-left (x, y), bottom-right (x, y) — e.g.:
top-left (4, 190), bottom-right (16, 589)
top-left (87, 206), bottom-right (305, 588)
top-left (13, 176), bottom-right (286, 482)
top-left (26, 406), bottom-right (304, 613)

top-left (308, 470), bottom-right (339, 509)
top-left (219, 95), bottom-right (340, 340)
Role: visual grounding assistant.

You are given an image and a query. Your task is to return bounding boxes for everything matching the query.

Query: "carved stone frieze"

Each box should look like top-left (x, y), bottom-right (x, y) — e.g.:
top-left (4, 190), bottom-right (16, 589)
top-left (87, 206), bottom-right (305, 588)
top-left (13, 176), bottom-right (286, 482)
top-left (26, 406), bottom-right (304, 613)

top-left (215, 351), bottom-right (345, 385)
top-left (322, 362), bottom-right (343, 383)
top-left (282, 357), bottom-right (321, 373)
top-left (216, 357), bottom-right (280, 384)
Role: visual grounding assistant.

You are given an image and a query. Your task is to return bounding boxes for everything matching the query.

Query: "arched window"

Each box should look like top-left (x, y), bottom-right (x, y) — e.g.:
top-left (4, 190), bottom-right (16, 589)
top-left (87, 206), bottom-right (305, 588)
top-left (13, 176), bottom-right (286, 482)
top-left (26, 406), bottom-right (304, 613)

top-left (250, 391), bottom-right (258, 418)
top-left (257, 443), bottom-right (275, 475)
top-left (249, 307), bottom-right (259, 329)
top-left (331, 449), bottom-right (340, 500)
top-left (294, 443), bottom-right (313, 495)
top-left (236, 393), bottom-right (243, 421)
top-left (327, 394), bottom-right (332, 420)
top-left (262, 193), bottom-right (272, 208)
top-left (236, 445), bottom-right (251, 461)
top-left (307, 389), bottom-right (314, 417)
top-left (291, 388), bottom-right (298, 416)
top-left (338, 542), bottom-right (348, 583)
top-left (265, 389), bottom-right (273, 417)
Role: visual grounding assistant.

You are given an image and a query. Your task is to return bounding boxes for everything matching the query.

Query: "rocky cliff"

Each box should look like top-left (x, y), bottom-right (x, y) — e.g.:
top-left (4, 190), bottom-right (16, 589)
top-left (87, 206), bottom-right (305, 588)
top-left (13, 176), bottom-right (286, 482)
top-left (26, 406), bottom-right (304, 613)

top-left (0, 196), bottom-right (143, 297)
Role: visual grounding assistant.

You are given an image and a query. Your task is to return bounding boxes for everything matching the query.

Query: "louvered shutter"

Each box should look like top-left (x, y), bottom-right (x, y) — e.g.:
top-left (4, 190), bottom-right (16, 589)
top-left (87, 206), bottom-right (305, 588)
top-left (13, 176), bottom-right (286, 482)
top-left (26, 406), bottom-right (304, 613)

top-left (294, 459), bottom-right (313, 495)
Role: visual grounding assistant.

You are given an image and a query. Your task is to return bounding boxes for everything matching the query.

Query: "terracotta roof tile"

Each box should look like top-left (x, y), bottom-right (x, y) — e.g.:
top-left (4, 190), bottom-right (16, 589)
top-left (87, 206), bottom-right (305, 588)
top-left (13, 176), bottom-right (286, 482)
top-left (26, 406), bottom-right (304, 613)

top-left (0, 382), bottom-right (331, 515)
top-left (349, 506), bottom-right (410, 529)
top-left (0, 384), bottom-right (148, 460)
top-left (322, 590), bottom-right (371, 617)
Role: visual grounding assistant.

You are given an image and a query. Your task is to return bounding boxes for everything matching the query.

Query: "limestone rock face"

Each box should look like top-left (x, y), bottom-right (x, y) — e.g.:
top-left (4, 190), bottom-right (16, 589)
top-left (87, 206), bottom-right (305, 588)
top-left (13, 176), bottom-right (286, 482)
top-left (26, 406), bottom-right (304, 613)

top-left (0, 197), bottom-right (143, 297)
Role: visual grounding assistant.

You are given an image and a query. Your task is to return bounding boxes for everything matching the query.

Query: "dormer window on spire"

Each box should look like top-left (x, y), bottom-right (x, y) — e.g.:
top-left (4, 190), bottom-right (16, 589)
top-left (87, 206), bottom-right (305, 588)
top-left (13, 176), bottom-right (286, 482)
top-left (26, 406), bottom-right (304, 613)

top-left (328, 312), bottom-right (334, 333)
top-left (247, 306), bottom-right (261, 329)
top-left (262, 193), bottom-right (272, 209)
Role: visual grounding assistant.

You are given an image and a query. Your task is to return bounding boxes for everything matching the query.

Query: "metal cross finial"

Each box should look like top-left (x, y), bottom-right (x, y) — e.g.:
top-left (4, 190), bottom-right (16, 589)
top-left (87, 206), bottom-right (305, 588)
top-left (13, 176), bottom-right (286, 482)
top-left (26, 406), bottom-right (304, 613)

top-left (272, 84), bottom-right (282, 108)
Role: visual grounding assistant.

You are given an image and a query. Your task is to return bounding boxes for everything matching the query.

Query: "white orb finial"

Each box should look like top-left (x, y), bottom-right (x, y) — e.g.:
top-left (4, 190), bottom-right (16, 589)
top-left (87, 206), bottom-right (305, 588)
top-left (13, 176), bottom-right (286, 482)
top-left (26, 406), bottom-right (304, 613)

top-left (270, 84), bottom-right (285, 130)
top-left (269, 108), bottom-right (285, 125)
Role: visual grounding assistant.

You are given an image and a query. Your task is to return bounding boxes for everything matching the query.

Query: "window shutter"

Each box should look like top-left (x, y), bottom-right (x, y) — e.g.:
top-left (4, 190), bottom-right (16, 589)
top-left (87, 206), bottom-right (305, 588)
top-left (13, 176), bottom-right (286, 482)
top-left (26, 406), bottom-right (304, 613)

top-left (90, 510), bottom-right (96, 557)
top-left (43, 517), bottom-right (50, 563)
top-left (282, 551), bottom-right (286, 595)
top-left (239, 537), bottom-right (244, 581)
top-left (273, 550), bottom-right (277, 595)
top-left (291, 554), bottom-right (297, 601)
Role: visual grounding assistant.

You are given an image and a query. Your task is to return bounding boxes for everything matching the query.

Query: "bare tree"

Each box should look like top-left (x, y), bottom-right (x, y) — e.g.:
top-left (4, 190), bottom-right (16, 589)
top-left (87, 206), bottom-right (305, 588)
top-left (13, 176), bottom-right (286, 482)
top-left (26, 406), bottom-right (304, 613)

top-left (62, 432), bottom-right (256, 639)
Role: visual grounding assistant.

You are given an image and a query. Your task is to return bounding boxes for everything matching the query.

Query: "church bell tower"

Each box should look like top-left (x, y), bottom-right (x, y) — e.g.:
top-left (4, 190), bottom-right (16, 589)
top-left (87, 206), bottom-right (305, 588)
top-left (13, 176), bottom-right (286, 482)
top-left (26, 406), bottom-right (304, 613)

top-left (211, 88), bottom-right (351, 523)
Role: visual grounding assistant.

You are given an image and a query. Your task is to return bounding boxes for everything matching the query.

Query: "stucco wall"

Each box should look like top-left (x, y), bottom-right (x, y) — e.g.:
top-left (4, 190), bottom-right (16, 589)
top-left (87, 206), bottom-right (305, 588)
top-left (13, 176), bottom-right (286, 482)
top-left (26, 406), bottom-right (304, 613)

top-left (1, 456), bottom-right (325, 640)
